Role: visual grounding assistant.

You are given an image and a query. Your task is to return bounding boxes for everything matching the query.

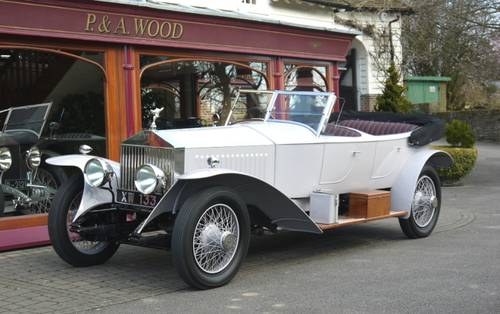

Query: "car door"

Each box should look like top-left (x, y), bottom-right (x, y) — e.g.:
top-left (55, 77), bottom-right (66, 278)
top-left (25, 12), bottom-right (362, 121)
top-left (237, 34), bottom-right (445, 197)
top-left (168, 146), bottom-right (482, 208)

top-left (318, 133), bottom-right (376, 194)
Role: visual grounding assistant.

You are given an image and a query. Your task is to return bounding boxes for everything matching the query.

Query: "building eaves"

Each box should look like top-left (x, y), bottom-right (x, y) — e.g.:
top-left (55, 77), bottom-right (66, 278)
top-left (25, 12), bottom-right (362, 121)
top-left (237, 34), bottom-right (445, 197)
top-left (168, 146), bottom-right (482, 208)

top-left (95, 0), bottom-right (361, 36)
top-left (285, 0), bottom-right (413, 13)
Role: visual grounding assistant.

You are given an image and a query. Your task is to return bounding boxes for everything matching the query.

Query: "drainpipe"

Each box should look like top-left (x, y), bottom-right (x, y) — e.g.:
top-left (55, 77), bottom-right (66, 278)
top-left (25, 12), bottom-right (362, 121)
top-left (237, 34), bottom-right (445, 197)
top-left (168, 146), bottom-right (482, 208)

top-left (388, 14), bottom-right (400, 63)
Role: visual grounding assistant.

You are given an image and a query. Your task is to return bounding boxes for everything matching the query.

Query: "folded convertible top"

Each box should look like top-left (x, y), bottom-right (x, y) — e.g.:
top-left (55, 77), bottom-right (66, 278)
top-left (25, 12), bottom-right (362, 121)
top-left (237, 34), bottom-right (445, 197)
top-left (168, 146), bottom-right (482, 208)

top-left (329, 111), bottom-right (445, 146)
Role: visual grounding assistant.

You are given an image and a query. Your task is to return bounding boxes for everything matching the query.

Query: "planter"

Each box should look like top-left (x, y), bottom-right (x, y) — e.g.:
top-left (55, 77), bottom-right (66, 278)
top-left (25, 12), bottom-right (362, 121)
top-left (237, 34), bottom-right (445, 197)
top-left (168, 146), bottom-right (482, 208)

top-left (433, 145), bottom-right (478, 185)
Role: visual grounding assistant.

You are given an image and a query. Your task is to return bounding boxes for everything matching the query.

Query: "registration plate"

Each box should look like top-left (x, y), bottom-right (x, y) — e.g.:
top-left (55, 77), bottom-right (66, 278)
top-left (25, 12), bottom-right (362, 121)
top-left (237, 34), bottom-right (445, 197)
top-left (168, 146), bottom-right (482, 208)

top-left (5, 179), bottom-right (27, 189)
top-left (117, 190), bottom-right (160, 208)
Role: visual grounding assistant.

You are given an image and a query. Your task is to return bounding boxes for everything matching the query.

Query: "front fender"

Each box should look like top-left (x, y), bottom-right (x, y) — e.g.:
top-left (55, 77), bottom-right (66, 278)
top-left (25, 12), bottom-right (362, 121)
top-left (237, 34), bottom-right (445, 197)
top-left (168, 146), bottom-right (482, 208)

top-left (392, 148), bottom-right (452, 218)
top-left (135, 168), bottom-right (322, 235)
top-left (46, 155), bottom-right (120, 222)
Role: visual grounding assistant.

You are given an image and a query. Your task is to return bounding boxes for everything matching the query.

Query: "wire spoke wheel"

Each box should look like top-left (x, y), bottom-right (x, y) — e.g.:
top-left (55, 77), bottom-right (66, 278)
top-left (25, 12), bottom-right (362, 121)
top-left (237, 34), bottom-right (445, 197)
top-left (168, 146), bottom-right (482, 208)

top-left (30, 168), bottom-right (58, 214)
top-left (192, 203), bottom-right (240, 274)
top-left (412, 175), bottom-right (437, 228)
top-left (66, 192), bottom-right (106, 254)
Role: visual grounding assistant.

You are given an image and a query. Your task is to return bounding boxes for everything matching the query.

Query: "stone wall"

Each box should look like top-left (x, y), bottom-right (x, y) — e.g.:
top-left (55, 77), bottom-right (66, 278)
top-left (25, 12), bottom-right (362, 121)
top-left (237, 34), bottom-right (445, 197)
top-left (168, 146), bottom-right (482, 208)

top-left (434, 110), bottom-right (500, 143)
top-left (360, 94), bottom-right (378, 111)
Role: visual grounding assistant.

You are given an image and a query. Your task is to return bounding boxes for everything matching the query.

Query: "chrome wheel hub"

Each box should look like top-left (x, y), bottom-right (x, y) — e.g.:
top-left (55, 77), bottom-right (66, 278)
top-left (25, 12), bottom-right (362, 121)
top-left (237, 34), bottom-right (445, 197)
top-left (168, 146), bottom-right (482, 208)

top-left (193, 204), bottom-right (240, 274)
top-left (412, 175), bottom-right (438, 228)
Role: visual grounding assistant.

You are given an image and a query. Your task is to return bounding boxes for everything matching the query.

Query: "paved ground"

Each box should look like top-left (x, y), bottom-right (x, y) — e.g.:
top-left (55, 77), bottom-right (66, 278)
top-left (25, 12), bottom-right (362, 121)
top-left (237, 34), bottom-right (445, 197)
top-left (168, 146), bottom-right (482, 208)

top-left (0, 143), bottom-right (499, 314)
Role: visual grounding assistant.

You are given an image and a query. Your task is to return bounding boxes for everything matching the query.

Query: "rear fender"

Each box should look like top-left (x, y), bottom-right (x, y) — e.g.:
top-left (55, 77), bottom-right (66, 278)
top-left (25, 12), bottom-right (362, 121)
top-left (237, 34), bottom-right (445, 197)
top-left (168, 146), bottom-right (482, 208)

top-left (391, 148), bottom-right (452, 219)
top-left (135, 169), bottom-right (322, 235)
top-left (46, 155), bottom-right (120, 222)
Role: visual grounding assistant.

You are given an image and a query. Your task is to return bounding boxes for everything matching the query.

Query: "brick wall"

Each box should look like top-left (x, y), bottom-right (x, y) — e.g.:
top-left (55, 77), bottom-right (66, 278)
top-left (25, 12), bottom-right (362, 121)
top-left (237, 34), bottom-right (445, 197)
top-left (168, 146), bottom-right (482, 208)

top-left (434, 110), bottom-right (500, 143)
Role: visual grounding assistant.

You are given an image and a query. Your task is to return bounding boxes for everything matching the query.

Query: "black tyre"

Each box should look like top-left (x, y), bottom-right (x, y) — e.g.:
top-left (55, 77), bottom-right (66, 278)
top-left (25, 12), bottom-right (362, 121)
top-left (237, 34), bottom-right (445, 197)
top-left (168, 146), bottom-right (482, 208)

top-left (399, 165), bottom-right (441, 238)
top-left (48, 174), bottom-right (119, 266)
top-left (31, 162), bottom-right (67, 214)
top-left (172, 187), bottom-right (251, 289)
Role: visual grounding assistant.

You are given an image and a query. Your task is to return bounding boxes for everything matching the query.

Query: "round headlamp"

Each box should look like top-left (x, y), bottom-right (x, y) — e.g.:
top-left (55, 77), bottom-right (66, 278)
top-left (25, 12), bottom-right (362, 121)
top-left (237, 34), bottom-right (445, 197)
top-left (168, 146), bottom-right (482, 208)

top-left (27, 146), bottom-right (41, 169)
top-left (84, 158), bottom-right (113, 187)
top-left (134, 164), bottom-right (165, 195)
top-left (0, 147), bottom-right (12, 171)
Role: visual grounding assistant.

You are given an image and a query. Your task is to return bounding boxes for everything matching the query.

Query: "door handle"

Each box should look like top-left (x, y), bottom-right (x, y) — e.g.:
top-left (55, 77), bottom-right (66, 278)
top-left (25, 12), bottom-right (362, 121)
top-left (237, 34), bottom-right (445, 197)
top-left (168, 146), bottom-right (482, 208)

top-left (352, 151), bottom-right (361, 156)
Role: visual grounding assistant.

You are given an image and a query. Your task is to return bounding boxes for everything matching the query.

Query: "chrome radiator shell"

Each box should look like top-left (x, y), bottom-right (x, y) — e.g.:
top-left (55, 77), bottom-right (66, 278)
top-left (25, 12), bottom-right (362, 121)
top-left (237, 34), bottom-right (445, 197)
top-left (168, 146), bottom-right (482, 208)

top-left (119, 144), bottom-right (174, 191)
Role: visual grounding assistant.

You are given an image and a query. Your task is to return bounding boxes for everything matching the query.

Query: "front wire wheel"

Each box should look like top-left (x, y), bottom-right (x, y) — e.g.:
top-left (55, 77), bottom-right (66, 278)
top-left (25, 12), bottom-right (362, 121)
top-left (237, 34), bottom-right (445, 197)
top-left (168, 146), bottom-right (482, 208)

top-left (48, 175), bottom-right (119, 266)
top-left (65, 191), bottom-right (108, 254)
top-left (399, 165), bottom-right (441, 238)
top-left (193, 204), bottom-right (240, 274)
top-left (172, 187), bottom-right (250, 289)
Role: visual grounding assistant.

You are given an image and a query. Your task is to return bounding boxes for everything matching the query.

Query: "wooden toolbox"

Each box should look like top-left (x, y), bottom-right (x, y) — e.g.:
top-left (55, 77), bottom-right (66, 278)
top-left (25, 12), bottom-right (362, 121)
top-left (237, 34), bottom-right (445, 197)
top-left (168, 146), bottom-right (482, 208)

top-left (348, 190), bottom-right (391, 218)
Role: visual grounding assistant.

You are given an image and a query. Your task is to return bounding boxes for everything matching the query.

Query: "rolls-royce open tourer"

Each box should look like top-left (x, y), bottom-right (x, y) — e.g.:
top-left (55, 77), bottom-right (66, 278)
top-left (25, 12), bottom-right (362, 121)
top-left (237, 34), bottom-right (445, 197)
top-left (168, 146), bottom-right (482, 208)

top-left (47, 90), bottom-right (452, 289)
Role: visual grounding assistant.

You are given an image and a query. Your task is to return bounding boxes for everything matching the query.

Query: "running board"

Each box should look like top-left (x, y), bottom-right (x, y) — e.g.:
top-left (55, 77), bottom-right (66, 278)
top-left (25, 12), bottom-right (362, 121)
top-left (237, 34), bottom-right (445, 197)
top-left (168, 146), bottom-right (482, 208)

top-left (317, 210), bottom-right (406, 231)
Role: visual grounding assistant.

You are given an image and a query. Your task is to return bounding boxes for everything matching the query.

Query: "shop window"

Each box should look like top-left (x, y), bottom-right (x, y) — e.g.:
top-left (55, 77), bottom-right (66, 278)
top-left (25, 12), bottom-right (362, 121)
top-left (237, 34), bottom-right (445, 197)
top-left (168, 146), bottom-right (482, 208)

top-left (284, 64), bottom-right (328, 92)
top-left (140, 58), bottom-right (268, 128)
top-left (0, 48), bottom-right (106, 217)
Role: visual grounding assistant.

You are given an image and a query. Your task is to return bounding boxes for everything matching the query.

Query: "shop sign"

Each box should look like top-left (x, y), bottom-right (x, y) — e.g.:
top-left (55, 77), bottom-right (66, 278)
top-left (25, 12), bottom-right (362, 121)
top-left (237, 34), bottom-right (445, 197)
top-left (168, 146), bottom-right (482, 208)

top-left (83, 13), bottom-right (183, 40)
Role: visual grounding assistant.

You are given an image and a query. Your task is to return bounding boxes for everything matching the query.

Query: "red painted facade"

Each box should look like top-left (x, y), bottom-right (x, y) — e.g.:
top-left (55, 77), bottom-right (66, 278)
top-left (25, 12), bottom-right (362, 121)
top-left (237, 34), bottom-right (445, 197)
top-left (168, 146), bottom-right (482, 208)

top-left (0, 0), bottom-right (353, 61)
top-left (0, 0), bottom-right (354, 250)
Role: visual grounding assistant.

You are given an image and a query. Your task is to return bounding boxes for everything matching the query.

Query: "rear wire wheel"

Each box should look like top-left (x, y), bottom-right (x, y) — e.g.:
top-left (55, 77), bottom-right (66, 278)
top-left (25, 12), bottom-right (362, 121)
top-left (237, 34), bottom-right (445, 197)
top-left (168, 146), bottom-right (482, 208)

top-left (399, 165), bottom-right (441, 238)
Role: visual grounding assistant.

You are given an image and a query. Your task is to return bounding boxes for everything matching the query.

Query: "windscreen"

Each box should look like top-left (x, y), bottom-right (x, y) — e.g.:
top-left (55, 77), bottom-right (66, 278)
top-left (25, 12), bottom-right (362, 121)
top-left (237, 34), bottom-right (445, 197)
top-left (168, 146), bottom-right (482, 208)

top-left (268, 93), bottom-right (333, 133)
top-left (225, 91), bottom-right (273, 125)
top-left (3, 103), bottom-right (52, 135)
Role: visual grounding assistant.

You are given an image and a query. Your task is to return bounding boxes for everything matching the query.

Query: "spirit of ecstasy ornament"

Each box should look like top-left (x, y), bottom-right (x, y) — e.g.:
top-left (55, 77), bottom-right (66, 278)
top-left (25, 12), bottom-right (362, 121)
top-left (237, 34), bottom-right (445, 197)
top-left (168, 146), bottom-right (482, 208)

top-left (150, 107), bottom-right (164, 130)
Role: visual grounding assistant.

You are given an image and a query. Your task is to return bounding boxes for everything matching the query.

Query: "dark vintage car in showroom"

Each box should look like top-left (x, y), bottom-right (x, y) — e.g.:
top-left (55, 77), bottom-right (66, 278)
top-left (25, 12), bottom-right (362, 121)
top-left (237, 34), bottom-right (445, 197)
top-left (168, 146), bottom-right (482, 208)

top-left (47, 90), bottom-right (452, 289)
top-left (0, 103), bottom-right (67, 215)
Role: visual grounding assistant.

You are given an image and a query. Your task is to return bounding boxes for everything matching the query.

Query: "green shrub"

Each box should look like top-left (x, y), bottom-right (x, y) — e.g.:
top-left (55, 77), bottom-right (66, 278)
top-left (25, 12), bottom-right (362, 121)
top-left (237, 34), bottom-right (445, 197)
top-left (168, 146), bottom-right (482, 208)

top-left (445, 119), bottom-right (475, 148)
top-left (375, 62), bottom-right (412, 113)
top-left (434, 146), bottom-right (478, 183)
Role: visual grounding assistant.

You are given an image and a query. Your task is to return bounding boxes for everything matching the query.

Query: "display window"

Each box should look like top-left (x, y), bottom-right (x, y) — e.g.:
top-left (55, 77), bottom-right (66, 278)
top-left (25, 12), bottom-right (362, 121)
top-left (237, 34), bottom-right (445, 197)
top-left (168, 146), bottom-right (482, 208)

top-left (139, 54), bottom-right (270, 128)
top-left (284, 63), bottom-right (328, 92)
top-left (0, 47), bottom-right (106, 218)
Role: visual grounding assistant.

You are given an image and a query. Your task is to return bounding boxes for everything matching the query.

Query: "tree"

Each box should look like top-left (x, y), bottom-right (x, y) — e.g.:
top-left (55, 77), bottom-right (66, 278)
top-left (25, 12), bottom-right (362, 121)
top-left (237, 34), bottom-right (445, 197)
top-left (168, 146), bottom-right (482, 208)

top-left (401, 0), bottom-right (500, 110)
top-left (375, 62), bottom-right (412, 113)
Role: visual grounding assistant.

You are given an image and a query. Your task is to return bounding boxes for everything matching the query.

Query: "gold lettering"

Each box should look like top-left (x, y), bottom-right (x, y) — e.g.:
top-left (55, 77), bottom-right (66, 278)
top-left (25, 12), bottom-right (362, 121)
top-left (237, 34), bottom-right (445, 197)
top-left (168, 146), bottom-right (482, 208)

top-left (85, 14), bottom-right (184, 39)
top-left (85, 13), bottom-right (96, 32)
top-left (147, 20), bottom-right (160, 37)
top-left (134, 18), bottom-right (148, 35)
top-left (171, 23), bottom-right (183, 39)
top-left (114, 17), bottom-right (129, 35)
top-left (97, 15), bottom-right (111, 33)
top-left (159, 21), bottom-right (172, 38)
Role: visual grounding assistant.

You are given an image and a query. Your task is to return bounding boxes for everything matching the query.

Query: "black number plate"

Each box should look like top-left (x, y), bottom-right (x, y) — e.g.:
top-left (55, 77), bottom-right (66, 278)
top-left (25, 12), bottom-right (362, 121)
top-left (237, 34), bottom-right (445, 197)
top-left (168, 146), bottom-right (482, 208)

top-left (117, 190), bottom-right (160, 208)
top-left (5, 179), bottom-right (27, 189)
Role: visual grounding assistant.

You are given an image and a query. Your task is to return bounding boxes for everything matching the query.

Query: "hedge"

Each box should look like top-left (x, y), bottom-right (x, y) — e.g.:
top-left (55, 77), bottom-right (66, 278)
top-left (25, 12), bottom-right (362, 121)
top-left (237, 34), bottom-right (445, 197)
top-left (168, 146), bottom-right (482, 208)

top-left (433, 146), bottom-right (478, 183)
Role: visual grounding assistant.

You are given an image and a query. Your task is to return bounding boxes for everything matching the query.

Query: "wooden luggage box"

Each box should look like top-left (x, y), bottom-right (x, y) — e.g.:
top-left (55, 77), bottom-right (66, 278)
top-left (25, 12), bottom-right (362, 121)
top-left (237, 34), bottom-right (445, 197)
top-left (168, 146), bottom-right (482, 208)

top-left (348, 190), bottom-right (391, 218)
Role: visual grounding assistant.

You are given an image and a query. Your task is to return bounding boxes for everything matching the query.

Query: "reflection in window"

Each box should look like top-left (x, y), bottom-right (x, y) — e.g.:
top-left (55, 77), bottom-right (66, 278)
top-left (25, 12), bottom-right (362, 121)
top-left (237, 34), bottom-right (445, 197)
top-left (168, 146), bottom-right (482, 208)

top-left (140, 59), bottom-right (268, 128)
top-left (284, 64), bottom-right (327, 92)
top-left (0, 48), bottom-right (106, 218)
top-left (0, 48), bottom-right (106, 156)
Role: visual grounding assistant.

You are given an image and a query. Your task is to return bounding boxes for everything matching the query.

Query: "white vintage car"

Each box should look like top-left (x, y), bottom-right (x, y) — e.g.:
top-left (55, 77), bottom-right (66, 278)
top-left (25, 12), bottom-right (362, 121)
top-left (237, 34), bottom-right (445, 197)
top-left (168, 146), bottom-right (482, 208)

top-left (47, 90), bottom-right (452, 289)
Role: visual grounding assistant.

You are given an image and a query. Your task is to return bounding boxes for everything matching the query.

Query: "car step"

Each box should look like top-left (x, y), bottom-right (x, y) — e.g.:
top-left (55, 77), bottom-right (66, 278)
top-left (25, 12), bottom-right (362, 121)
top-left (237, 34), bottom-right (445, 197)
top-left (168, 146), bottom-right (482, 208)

top-left (317, 210), bottom-right (406, 231)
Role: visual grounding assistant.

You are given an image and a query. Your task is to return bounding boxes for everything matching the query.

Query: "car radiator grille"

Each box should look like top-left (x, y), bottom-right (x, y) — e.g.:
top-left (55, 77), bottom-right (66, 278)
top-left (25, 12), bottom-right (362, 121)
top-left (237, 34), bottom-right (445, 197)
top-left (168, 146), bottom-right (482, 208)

top-left (120, 144), bottom-right (174, 191)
